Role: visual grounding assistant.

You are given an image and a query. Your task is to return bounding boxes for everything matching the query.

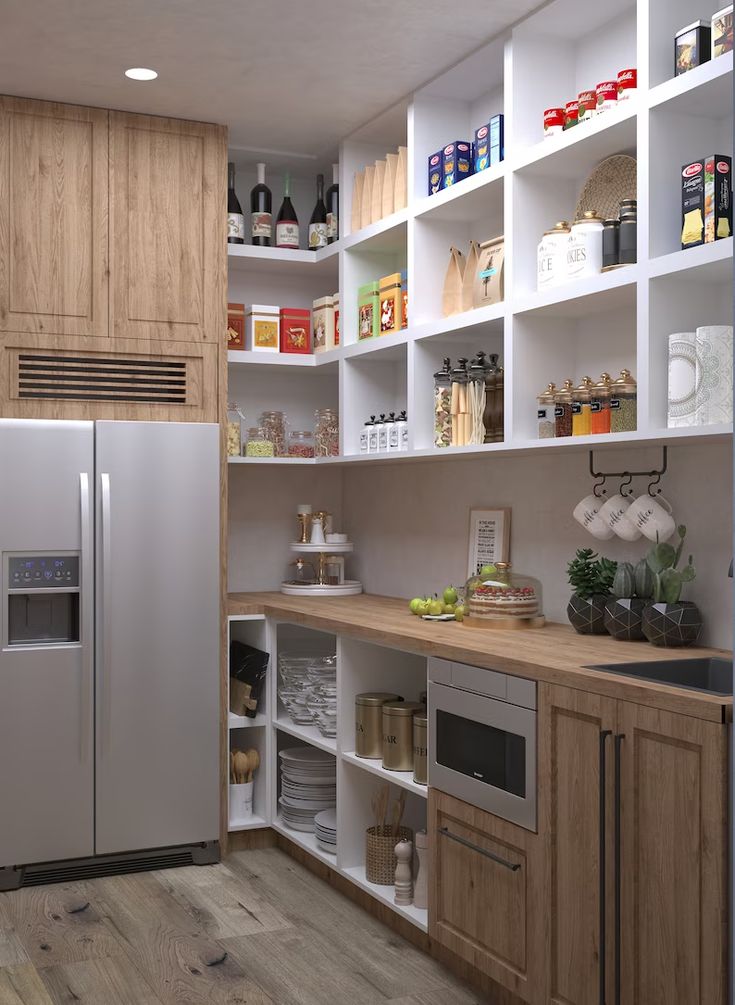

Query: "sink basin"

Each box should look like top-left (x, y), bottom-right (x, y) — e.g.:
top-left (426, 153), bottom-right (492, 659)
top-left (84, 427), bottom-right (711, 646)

top-left (585, 657), bottom-right (733, 695)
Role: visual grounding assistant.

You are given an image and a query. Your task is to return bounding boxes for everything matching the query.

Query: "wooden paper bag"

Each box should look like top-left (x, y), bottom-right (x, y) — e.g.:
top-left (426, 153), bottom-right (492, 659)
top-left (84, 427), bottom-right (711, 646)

top-left (351, 170), bottom-right (364, 234)
top-left (473, 236), bottom-right (505, 308)
top-left (394, 146), bottom-right (408, 211)
top-left (361, 165), bottom-right (375, 229)
top-left (442, 246), bottom-right (465, 317)
top-left (372, 160), bottom-right (386, 223)
top-left (383, 153), bottom-right (398, 217)
top-left (461, 241), bottom-right (479, 312)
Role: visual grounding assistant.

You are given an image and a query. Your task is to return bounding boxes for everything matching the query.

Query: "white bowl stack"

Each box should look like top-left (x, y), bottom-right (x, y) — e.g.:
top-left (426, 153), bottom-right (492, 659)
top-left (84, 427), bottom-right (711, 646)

top-left (278, 746), bottom-right (336, 833)
top-left (314, 807), bottom-right (337, 855)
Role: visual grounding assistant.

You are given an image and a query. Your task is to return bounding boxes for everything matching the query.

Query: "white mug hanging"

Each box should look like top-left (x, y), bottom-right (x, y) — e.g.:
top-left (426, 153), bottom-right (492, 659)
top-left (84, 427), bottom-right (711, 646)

top-left (573, 492), bottom-right (615, 540)
top-left (621, 493), bottom-right (675, 542)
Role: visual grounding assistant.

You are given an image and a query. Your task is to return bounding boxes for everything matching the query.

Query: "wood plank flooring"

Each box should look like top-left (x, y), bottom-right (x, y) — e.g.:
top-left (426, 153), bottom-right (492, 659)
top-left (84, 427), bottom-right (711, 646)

top-left (0, 848), bottom-right (487, 1005)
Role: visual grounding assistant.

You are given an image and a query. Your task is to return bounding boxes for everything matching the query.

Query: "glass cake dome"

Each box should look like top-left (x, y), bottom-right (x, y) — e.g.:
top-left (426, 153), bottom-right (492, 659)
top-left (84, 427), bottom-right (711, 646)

top-left (463, 562), bottom-right (545, 629)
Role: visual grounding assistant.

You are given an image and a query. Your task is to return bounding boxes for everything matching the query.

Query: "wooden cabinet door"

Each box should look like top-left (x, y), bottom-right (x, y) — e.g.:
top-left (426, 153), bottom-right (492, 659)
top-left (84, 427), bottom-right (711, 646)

top-left (0, 96), bottom-right (108, 337)
top-left (429, 789), bottom-right (546, 1004)
top-left (109, 111), bottom-right (226, 344)
top-left (538, 684), bottom-right (617, 1005)
top-left (617, 702), bottom-right (727, 1005)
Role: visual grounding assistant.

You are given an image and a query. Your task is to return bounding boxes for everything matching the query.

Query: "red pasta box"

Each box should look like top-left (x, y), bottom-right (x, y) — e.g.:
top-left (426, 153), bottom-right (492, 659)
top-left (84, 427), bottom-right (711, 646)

top-left (280, 307), bottom-right (311, 354)
top-left (226, 302), bottom-right (245, 349)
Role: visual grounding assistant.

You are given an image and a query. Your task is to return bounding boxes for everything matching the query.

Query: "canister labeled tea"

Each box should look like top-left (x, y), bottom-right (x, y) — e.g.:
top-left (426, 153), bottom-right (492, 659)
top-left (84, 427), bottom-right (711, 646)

top-left (355, 693), bottom-right (402, 758)
top-left (413, 711), bottom-right (428, 785)
top-left (383, 701), bottom-right (424, 771)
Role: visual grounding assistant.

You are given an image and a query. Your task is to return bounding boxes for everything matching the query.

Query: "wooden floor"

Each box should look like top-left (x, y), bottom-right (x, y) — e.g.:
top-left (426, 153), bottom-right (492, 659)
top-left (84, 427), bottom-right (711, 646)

top-left (0, 848), bottom-right (487, 1004)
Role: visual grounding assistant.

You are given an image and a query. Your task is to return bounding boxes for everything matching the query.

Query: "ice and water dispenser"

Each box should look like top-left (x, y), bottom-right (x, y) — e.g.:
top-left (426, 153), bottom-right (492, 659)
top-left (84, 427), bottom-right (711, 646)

top-left (5, 555), bottom-right (80, 646)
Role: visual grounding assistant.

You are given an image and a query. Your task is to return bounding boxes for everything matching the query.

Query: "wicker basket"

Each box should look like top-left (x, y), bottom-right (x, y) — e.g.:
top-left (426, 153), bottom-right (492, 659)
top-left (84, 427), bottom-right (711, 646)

top-left (366, 825), bottom-right (413, 885)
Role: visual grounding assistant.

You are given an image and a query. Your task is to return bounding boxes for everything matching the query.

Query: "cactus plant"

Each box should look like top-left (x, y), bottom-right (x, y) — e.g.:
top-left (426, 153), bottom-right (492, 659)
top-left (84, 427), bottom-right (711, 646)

top-left (646, 525), bottom-right (696, 605)
top-left (634, 557), bottom-right (654, 600)
top-left (612, 562), bottom-right (636, 599)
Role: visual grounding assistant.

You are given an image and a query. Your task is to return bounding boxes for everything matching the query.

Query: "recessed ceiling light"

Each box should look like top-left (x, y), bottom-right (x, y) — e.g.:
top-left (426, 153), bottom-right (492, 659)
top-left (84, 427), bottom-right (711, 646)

top-left (125, 67), bottom-right (158, 81)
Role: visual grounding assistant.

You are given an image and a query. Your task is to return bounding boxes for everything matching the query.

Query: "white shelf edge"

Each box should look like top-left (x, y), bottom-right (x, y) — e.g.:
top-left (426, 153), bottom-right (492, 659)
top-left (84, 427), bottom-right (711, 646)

top-left (648, 53), bottom-right (733, 110)
top-left (341, 751), bottom-right (427, 798)
top-left (413, 302), bottom-right (505, 339)
top-left (229, 713), bottom-right (268, 729)
top-left (341, 865), bottom-right (428, 932)
top-left (228, 350), bottom-right (318, 368)
top-left (274, 718), bottom-right (337, 754)
top-left (513, 266), bottom-right (637, 316)
top-left (342, 208), bottom-right (409, 251)
top-left (272, 817), bottom-right (338, 866)
top-left (512, 100), bottom-right (637, 173)
top-left (648, 239), bottom-right (733, 280)
top-left (413, 162), bottom-right (505, 218)
top-left (228, 456), bottom-right (316, 465)
top-left (229, 814), bottom-right (268, 832)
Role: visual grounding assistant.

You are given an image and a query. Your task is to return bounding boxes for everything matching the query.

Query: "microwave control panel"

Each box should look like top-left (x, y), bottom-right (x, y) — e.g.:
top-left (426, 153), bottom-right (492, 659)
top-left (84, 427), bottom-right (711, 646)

top-left (8, 555), bottom-right (80, 590)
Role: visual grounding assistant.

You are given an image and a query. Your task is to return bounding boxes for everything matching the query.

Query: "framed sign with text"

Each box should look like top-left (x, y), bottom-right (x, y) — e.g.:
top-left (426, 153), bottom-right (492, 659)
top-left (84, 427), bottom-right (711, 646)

top-left (467, 508), bottom-right (511, 576)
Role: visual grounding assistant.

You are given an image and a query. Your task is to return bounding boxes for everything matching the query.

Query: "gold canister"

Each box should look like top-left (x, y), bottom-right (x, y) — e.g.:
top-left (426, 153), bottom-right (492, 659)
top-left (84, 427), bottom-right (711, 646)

top-left (382, 702), bottom-right (424, 771)
top-left (355, 693), bottom-right (402, 758)
top-left (413, 711), bottom-right (428, 785)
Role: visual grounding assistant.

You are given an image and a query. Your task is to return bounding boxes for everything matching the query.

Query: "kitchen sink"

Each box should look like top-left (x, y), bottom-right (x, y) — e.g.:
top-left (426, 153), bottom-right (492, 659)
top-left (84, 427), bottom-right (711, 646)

top-left (585, 658), bottom-right (733, 695)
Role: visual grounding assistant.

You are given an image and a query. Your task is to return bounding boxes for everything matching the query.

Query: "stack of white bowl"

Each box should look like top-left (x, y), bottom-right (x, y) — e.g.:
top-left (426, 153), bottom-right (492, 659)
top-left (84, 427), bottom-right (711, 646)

top-left (314, 808), bottom-right (337, 855)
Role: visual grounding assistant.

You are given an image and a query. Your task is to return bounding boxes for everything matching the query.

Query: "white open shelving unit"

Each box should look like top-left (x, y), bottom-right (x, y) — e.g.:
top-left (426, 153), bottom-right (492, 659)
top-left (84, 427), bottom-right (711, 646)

top-left (228, 615), bottom-right (430, 931)
top-left (226, 0), bottom-right (732, 468)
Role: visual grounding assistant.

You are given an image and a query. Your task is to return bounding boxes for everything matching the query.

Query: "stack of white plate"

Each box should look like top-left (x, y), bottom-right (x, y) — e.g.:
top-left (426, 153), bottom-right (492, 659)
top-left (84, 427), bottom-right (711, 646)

top-left (314, 807), bottom-right (337, 855)
top-left (279, 746), bottom-right (336, 833)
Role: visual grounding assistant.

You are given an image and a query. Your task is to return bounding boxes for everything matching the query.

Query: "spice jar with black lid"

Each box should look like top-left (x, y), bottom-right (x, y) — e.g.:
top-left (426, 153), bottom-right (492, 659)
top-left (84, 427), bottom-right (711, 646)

top-left (610, 369), bottom-right (637, 433)
top-left (619, 199), bottom-right (637, 264)
top-left (602, 219), bottom-right (620, 269)
top-left (554, 379), bottom-right (574, 437)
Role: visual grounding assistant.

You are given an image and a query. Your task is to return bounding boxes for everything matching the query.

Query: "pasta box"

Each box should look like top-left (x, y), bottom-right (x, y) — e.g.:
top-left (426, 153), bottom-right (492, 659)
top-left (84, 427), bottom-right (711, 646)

top-left (681, 155), bottom-right (732, 249)
top-left (443, 141), bottom-right (473, 187)
top-left (280, 307), bottom-right (312, 354)
top-left (712, 5), bottom-right (733, 59)
top-left (474, 117), bottom-right (503, 172)
top-left (428, 150), bottom-right (443, 195)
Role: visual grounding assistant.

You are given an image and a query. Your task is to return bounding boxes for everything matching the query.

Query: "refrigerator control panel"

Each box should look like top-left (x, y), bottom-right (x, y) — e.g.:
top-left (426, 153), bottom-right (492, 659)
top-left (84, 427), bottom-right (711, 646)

top-left (9, 555), bottom-right (80, 590)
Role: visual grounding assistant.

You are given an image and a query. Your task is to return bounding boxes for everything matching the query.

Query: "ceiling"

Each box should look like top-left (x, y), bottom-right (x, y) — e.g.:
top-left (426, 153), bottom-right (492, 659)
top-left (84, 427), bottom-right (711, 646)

top-left (0, 0), bottom-right (542, 159)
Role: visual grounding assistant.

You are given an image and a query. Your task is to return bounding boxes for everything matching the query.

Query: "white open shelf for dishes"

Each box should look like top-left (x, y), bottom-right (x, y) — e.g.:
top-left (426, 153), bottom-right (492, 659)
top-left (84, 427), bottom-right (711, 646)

top-left (226, 0), bottom-right (732, 467)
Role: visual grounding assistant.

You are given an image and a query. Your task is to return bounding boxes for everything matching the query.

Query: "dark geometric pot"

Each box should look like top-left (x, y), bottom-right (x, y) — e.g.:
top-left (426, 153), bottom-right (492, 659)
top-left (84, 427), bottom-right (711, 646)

top-left (604, 598), bottom-right (647, 642)
top-left (567, 594), bottom-right (609, 635)
top-left (642, 602), bottom-right (703, 648)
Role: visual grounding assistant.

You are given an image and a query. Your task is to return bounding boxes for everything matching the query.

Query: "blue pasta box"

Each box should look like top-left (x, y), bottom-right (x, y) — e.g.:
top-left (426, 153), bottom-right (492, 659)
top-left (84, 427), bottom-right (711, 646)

top-left (443, 141), bottom-right (473, 187)
top-left (489, 113), bottom-right (505, 166)
top-left (474, 124), bottom-right (491, 172)
top-left (428, 150), bottom-right (443, 195)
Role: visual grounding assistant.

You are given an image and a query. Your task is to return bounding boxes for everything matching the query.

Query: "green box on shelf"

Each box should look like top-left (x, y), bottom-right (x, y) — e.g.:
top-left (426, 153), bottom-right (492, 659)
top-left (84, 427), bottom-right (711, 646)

top-left (358, 281), bottom-right (379, 340)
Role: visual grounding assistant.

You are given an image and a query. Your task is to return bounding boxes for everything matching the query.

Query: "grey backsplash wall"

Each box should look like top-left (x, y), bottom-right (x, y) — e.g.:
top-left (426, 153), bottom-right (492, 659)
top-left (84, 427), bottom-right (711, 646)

top-left (229, 441), bottom-right (733, 649)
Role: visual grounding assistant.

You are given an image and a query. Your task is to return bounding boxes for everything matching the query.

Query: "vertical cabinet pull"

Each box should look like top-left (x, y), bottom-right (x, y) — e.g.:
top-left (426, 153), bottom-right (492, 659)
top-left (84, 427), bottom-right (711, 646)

top-left (599, 729), bottom-right (612, 1005)
top-left (614, 732), bottom-right (625, 1005)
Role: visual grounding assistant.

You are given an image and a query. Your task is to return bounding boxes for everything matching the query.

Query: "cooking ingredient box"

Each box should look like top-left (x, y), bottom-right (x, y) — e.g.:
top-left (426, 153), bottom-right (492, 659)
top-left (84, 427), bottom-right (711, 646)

top-left (443, 141), bottom-right (473, 187)
top-left (428, 150), bottom-right (443, 195)
top-left (681, 155), bottom-right (732, 249)
top-left (474, 115), bottom-right (504, 172)
top-left (712, 5), bottom-right (733, 59)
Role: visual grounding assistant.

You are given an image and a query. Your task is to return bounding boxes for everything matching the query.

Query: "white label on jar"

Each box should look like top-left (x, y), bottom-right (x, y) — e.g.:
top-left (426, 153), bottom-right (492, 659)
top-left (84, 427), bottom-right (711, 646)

top-left (400, 424), bottom-right (408, 449)
top-left (327, 212), bottom-right (338, 238)
top-left (251, 212), bottom-right (272, 238)
top-left (368, 428), bottom-right (378, 452)
top-left (276, 221), bottom-right (299, 247)
top-left (359, 429), bottom-right (369, 453)
top-left (567, 225), bottom-right (603, 280)
top-left (227, 213), bottom-right (245, 239)
top-left (378, 427), bottom-right (388, 451)
top-left (308, 222), bottom-right (328, 249)
top-left (388, 425), bottom-right (400, 449)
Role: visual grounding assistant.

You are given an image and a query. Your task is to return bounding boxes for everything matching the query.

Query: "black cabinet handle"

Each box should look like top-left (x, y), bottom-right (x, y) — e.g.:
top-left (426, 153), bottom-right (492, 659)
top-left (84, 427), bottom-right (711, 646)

top-left (438, 826), bottom-right (521, 871)
top-left (614, 733), bottom-right (625, 1005)
top-left (599, 729), bottom-right (612, 1005)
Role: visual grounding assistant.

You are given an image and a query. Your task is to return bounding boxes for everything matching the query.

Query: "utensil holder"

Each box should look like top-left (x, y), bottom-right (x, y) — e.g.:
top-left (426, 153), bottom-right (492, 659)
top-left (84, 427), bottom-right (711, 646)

top-left (230, 781), bottom-right (254, 821)
top-left (366, 824), bottom-right (413, 885)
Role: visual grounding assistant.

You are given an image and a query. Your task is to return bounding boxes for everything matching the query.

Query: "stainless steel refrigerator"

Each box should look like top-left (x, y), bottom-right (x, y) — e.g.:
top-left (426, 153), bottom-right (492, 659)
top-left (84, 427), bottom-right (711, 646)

top-left (0, 420), bottom-right (220, 889)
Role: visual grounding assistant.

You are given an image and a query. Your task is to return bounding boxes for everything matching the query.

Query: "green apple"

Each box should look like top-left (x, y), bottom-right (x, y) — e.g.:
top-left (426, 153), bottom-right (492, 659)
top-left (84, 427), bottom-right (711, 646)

top-left (416, 599), bottom-right (431, 616)
top-left (442, 585), bottom-right (458, 606)
top-left (443, 603), bottom-right (456, 615)
top-left (454, 604), bottom-right (466, 622)
top-left (480, 564), bottom-right (497, 577)
top-left (428, 599), bottom-right (444, 616)
top-left (409, 597), bottom-right (424, 614)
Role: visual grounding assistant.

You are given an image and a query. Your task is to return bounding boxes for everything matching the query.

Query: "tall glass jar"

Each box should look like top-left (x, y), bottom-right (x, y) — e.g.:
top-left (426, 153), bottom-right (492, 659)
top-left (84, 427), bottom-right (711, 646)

top-left (259, 410), bottom-right (287, 456)
top-left (451, 358), bottom-right (469, 447)
top-left (226, 402), bottom-right (246, 456)
top-left (537, 383), bottom-right (557, 438)
top-left (467, 355), bottom-right (487, 445)
top-left (433, 358), bottom-right (452, 448)
top-left (590, 373), bottom-right (612, 434)
top-left (610, 369), bottom-right (637, 433)
top-left (572, 376), bottom-right (594, 436)
top-left (288, 430), bottom-right (315, 458)
top-left (245, 426), bottom-right (274, 458)
top-left (315, 408), bottom-right (339, 456)
top-left (555, 379), bottom-right (574, 437)
top-left (483, 352), bottom-right (501, 444)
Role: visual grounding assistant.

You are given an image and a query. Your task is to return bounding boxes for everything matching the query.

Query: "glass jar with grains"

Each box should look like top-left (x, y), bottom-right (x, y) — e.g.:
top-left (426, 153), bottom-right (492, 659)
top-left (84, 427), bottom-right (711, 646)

top-left (245, 427), bottom-right (274, 458)
top-left (259, 411), bottom-right (287, 456)
top-left (315, 408), bottom-right (339, 457)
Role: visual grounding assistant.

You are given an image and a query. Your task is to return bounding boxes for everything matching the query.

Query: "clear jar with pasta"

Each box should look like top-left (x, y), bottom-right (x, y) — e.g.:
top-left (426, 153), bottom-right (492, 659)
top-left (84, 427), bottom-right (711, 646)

top-left (259, 411), bottom-right (287, 456)
top-left (314, 408), bottom-right (339, 457)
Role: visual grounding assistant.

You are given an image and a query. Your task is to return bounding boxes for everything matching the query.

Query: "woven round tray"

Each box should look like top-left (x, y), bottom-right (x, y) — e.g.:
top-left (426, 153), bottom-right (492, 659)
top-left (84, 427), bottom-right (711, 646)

top-left (575, 154), bottom-right (637, 221)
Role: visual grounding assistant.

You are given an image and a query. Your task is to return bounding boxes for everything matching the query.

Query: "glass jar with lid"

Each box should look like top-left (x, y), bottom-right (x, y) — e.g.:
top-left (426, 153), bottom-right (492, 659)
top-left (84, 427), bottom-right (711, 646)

top-left (433, 357), bottom-right (452, 448)
top-left (572, 376), bottom-right (594, 436)
top-left (245, 426), bottom-right (274, 458)
top-left (288, 430), bottom-right (315, 458)
top-left (226, 403), bottom-right (246, 456)
top-left (590, 373), bottom-right (612, 435)
top-left (451, 357), bottom-right (469, 447)
top-left (610, 368), bottom-right (637, 433)
top-left (537, 382), bottom-right (557, 439)
top-left (463, 562), bottom-right (545, 629)
top-left (555, 378), bottom-right (574, 437)
top-left (315, 407), bottom-right (339, 456)
top-left (259, 410), bottom-right (287, 456)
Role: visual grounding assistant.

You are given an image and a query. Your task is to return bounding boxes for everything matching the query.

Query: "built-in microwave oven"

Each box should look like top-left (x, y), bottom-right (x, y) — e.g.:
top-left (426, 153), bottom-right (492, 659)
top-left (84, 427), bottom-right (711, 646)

top-left (428, 657), bottom-right (537, 832)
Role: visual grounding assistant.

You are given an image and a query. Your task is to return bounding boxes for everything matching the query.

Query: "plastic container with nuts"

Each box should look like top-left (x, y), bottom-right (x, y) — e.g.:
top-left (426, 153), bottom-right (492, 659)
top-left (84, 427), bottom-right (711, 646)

top-left (245, 427), bottom-right (274, 458)
top-left (315, 408), bottom-right (339, 457)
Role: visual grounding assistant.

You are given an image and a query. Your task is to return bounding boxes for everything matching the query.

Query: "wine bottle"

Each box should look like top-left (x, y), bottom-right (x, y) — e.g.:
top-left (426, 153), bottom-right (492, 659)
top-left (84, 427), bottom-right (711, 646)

top-left (227, 162), bottom-right (245, 244)
top-left (276, 173), bottom-right (299, 249)
top-left (250, 162), bottom-right (272, 246)
top-left (325, 163), bottom-right (339, 244)
top-left (308, 174), bottom-right (328, 250)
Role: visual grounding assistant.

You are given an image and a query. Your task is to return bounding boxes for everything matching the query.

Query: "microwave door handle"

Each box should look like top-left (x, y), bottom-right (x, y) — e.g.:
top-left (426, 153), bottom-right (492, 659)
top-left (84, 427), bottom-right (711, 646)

top-left (438, 826), bottom-right (521, 871)
top-left (99, 473), bottom-right (112, 755)
top-left (79, 473), bottom-right (93, 764)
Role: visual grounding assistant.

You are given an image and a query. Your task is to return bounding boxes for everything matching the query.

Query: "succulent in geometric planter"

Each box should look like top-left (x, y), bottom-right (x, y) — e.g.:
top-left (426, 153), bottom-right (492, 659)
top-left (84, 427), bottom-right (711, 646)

top-left (566, 548), bottom-right (618, 635)
top-left (641, 526), bottom-right (703, 647)
top-left (604, 561), bottom-right (649, 641)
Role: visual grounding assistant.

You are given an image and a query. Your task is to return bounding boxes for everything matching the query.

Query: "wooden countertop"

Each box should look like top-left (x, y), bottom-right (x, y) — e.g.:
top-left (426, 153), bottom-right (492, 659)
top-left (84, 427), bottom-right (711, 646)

top-left (228, 592), bottom-right (733, 723)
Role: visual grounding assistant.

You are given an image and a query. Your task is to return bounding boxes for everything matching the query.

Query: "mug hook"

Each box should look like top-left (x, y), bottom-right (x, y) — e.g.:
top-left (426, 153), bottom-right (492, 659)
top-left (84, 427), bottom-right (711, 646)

top-left (620, 472), bottom-right (633, 497)
top-left (593, 475), bottom-right (607, 499)
top-left (648, 471), bottom-right (662, 496)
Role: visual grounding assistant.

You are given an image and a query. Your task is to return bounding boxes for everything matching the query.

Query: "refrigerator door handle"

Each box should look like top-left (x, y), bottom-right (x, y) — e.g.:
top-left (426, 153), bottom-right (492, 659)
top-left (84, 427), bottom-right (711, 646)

top-left (99, 472), bottom-right (112, 755)
top-left (79, 473), bottom-right (93, 764)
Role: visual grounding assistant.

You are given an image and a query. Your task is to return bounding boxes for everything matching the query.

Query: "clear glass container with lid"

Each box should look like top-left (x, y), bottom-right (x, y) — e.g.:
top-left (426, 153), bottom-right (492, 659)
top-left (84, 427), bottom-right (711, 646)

top-left (288, 430), bottom-right (315, 458)
top-left (610, 368), bottom-right (637, 433)
top-left (572, 376), bottom-right (594, 436)
top-left (590, 372), bottom-right (612, 435)
top-left (434, 357), bottom-right (452, 448)
top-left (555, 378), bottom-right (574, 437)
top-left (226, 402), bottom-right (246, 456)
top-left (259, 410), bottom-right (287, 456)
top-left (245, 426), bottom-right (275, 458)
top-left (315, 407), bottom-right (339, 456)
top-left (463, 562), bottom-right (545, 629)
top-left (537, 382), bottom-right (557, 438)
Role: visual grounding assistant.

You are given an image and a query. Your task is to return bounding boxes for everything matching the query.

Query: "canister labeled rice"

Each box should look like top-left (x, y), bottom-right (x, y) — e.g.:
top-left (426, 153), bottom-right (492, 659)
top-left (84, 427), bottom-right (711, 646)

top-left (413, 711), bottom-right (428, 784)
top-left (355, 693), bottom-right (402, 758)
top-left (382, 702), bottom-right (424, 771)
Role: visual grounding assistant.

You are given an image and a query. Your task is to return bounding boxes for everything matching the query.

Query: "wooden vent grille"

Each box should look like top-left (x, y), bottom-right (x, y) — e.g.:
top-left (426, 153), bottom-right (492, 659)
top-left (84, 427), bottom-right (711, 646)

top-left (15, 352), bottom-right (188, 404)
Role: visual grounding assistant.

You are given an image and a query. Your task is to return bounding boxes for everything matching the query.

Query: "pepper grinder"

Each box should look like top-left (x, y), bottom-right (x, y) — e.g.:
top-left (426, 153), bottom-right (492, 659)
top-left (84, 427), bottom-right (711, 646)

top-left (297, 504), bottom-right (312, 544)
top-left (394, 839), bottom-right (413, 906)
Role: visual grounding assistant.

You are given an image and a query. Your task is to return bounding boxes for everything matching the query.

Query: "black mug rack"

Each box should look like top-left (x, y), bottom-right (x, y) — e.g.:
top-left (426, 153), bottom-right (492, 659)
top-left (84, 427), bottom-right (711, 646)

top-left (588, 446), bottom-right (668, 497)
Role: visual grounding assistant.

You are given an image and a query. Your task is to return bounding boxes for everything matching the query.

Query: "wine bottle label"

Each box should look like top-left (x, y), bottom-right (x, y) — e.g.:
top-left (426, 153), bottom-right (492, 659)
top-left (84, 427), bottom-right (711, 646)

top-left (227, 213), bottom-right (245, 239)
top-left (276, 221), bottom-right (299, 248)
top-left (308, 222), bottom-right (328, 249)
top-left (327, 212), bottom-right (338, 239)
top-left (251, 212), bottom-right (272, 238)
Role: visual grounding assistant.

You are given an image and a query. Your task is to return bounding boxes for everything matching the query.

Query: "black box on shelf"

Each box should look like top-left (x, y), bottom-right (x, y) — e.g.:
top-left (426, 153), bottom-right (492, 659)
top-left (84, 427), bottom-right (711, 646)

top-left (681, 155), bottom-right (732, 248)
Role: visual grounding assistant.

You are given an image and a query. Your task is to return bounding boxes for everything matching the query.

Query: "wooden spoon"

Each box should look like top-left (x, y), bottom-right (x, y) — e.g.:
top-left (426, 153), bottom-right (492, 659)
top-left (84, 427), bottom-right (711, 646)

top-left (229, 750), bottom-right (237, 784)
top-left (245, 748), bottom-right (260, 783)
top-left (233, 750), bottom-right (250, 785)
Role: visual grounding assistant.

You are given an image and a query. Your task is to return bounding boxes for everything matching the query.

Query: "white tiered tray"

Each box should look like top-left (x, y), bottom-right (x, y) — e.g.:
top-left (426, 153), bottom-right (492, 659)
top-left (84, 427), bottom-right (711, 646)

top-left (290, 542), bottom-right (354, 553)
top-left (280, 580), bottom-right (363, 596)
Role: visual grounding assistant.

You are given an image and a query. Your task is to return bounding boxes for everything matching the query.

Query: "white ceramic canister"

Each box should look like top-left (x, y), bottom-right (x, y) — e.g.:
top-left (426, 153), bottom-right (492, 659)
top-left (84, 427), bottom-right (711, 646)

top-left (537, 221), bottom-right (571, 291)
top-left (566, 211), bottom-right (604, 281)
